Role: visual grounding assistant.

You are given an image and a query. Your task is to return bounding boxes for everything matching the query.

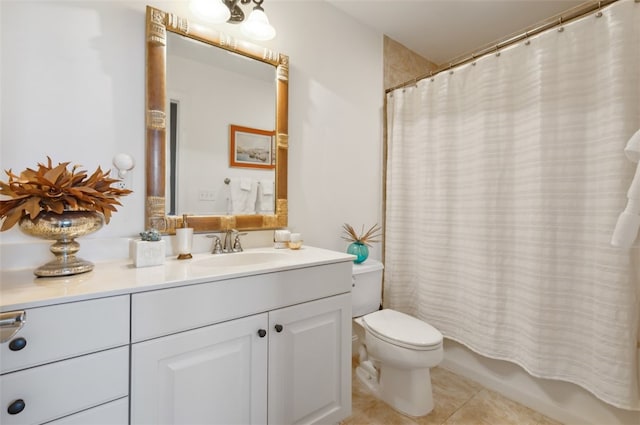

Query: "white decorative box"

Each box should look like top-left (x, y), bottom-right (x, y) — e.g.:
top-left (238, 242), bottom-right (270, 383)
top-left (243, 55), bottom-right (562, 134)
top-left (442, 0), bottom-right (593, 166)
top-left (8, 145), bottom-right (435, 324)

top-left (131, 239), bottom-right (166, 267)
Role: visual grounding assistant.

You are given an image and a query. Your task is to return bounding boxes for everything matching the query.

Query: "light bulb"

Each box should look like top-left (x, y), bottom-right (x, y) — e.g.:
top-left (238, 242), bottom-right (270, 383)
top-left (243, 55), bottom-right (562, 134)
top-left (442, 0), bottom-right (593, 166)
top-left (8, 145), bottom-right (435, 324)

top-left (241, 8), bottom-right (276, 41)
top-left (190, 0), bottom-right (231, 24)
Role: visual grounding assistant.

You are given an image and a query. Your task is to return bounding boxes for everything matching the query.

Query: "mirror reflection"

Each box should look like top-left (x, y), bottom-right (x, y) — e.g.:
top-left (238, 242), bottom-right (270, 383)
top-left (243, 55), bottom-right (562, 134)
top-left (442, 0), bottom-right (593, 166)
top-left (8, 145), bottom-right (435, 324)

top-left (144, 6), bottom-right (289, 234)
top-left (166, 32), bottom-right (276, 216)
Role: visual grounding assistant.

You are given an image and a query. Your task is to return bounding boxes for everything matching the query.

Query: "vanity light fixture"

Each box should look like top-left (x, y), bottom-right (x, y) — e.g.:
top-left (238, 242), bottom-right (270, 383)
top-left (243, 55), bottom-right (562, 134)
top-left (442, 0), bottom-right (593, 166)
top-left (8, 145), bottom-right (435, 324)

top-left (241, 0), bottom-right (276, 41)
top-left (190, 0), bottom-right (276, 41)
top-left (190, 0), bottom-right (231, 23)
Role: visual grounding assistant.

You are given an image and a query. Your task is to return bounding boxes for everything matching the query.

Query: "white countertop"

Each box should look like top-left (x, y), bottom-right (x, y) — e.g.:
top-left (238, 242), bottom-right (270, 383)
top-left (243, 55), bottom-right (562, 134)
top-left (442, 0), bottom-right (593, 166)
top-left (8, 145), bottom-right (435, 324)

top-left (0, 246), bottom-right (355, 311)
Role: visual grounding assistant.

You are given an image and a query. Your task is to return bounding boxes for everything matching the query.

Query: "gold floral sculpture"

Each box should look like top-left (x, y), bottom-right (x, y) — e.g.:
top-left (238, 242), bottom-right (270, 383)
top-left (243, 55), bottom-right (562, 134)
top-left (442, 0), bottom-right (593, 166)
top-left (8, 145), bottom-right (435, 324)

top-left (0, 157), bottom-right (132, 231)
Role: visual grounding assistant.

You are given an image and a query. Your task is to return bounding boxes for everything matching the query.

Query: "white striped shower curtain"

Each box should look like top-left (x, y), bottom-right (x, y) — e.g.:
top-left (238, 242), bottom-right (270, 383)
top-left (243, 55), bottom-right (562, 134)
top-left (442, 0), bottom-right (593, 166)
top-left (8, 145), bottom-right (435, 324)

top-left (384, 0), bottom-right (640, 410)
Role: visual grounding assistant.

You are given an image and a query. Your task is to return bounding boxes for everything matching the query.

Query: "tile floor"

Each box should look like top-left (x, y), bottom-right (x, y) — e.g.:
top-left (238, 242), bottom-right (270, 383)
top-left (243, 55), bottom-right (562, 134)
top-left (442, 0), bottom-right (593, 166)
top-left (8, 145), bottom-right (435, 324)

top-left (341, 360), bottom-right (563, 425)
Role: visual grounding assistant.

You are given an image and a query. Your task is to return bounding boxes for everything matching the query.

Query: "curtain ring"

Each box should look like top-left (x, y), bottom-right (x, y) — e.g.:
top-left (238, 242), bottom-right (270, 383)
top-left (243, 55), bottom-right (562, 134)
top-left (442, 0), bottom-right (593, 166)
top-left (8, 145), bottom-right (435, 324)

top-left (595, 1), bottom-right (603, 17)
top-left (449, 63), bottom-right (454, 75)
top-left (524, 31), bottom-right (531, 45)
top-left (471, 53), bottom-right (477, 66)
top-left (495, 45), bottom-right (501, 57)
top-left (557, 17), bottom-right (564, 32)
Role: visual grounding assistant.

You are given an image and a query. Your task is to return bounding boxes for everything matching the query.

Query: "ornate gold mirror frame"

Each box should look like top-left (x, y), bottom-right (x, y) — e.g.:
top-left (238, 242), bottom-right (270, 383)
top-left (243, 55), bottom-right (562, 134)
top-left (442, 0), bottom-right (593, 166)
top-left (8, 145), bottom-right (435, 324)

top-left (145, 6), bottom-right (288, 234)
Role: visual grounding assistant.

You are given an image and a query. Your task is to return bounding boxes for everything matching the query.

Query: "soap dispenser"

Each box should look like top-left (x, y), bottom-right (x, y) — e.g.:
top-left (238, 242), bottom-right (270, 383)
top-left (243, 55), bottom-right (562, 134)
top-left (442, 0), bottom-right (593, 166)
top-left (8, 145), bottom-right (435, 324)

top-left (176, 214), bottom-right (193, 260)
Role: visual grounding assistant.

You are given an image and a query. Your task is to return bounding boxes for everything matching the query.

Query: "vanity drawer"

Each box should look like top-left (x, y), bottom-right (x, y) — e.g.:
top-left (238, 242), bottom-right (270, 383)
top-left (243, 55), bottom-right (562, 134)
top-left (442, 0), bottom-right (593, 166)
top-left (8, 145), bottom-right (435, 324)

top-left (132, 262), bottom-right (352, 342)
top-left (47, 397), bottom-right (129, 425)
top-left (0, 295), bottom-right (130, 374)
top-left (0, 346), bottom-right (129, 425)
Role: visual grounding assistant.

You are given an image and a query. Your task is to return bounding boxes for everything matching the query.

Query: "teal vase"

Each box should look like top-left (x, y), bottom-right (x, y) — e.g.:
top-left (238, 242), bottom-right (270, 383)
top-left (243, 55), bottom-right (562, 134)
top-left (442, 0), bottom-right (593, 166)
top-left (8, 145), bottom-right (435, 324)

top-left (347, 242), bottom-right (369, 264)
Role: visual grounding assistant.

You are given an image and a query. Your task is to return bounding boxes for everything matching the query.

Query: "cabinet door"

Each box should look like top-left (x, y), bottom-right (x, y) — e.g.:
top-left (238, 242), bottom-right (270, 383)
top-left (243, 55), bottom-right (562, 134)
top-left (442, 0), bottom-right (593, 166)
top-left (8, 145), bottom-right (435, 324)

top-left (131, 313), bottom-right (268, 425)
top-left (268, 293), bottom-right (352, 425)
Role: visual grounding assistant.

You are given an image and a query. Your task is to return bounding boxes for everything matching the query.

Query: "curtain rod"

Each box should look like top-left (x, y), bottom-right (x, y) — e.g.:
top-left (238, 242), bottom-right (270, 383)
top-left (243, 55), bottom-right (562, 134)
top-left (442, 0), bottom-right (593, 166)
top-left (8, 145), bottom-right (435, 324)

top-left (386, 0), bottom-right (628, 94)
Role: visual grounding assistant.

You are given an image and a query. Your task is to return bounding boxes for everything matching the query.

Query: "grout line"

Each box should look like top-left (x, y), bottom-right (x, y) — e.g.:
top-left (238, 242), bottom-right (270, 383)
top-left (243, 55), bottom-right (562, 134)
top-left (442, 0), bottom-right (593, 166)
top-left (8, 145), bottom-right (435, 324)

top-left (439, 389), bottom-right (487, 425)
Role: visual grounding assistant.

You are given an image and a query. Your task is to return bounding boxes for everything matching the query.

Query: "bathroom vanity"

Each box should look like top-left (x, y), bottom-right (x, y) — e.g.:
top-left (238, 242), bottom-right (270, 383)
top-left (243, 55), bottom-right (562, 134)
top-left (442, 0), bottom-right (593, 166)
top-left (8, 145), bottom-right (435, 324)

top-left (0, 246), bottom-right (353, 425)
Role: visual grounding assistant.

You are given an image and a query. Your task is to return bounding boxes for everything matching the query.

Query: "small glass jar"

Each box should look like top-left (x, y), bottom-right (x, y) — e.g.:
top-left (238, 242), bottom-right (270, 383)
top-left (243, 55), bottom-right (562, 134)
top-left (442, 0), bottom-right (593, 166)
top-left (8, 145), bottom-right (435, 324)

top-left (347, 242), bottom-right (369, 264)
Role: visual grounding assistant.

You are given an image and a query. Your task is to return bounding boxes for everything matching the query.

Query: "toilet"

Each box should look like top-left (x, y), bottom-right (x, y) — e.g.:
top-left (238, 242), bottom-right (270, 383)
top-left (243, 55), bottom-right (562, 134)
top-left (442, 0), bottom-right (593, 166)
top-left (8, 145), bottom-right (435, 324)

top-left (352, 259), bottom-right (443, 417)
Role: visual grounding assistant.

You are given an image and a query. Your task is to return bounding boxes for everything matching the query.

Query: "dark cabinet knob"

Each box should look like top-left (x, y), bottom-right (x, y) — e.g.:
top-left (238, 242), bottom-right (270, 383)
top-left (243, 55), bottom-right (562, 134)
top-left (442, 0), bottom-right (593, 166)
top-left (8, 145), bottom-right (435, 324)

top-left (9, 337), bottom-right (27, 351)
top-left (274, 324), bottom-right (283, 333)
top-left (257, 329), bottom-right (267, 338)
top-left (7, 399), bottom-right (25, 415)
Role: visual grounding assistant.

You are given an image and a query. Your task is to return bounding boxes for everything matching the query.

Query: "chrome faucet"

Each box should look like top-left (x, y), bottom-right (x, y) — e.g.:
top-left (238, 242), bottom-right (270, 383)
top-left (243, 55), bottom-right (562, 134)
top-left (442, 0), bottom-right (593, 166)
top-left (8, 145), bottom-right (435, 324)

top-left (222, 229), bottom-right (236, 253)
top-left (209, 229), bottom-right (245, 254)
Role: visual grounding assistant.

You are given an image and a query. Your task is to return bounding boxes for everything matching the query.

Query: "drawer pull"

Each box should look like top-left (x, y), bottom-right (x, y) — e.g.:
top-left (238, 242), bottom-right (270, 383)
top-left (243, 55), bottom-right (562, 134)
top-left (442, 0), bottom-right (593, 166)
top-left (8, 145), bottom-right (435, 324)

top-left (257, 329), bottom-right (267, 338)
top-left (9, 337), bottom-right (27, 351)
top-left (0, 312), bottom-right (26, 328)
top-left (274, 324), bottom-right (283, 333)
top-left (7, 399), bottom-right (25, 415)
top-left (0, 311), bottom-right (26, 344)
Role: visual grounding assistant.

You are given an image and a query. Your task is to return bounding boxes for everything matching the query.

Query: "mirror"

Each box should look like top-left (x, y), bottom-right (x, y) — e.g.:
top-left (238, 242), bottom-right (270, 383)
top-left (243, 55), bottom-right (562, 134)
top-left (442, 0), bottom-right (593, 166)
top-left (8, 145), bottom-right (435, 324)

top-left (145, 6), bottom-right (288, 234)
top-left (166, 32), bottom-right (276, 217)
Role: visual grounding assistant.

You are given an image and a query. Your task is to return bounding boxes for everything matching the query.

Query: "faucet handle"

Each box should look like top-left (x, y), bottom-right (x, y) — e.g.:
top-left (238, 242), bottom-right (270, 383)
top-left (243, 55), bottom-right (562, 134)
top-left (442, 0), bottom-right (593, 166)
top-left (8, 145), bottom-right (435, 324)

top-left (233, 232), bottom-right (247, 252)
top-left (213, 237), bottom-right (223, 254)
top-left (207, 234), bottom-right (223, 254)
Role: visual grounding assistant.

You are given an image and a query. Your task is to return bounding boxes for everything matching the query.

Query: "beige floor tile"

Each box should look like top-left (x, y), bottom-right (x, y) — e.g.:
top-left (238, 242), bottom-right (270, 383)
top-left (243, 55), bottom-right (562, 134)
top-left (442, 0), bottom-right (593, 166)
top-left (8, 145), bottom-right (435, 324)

top-left (443, 389), bottom-right (552, 425)
top-left (341, 360), bottom-right (562, 425)
top-left (414, 367), bottom-right (485, 425)
top-left (344, 361), bottom-right (418, 425)
top-left (342, 397), bottom-right (419, 425)
top-left (535, 414), bottom-right (564, 425)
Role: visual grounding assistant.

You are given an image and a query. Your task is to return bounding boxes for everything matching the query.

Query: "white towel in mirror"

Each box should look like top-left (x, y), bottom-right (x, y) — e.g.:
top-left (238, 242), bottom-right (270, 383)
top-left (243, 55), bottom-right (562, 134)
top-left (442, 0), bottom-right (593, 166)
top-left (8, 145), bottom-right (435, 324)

top-left (230, 178), bottom-right (257, 214)
top-left (260, 179), bottom-right (274, 195)
top-left (240, 177), bottom-right (252, 191)
top-left (257, 180), bottom-right (274, 214)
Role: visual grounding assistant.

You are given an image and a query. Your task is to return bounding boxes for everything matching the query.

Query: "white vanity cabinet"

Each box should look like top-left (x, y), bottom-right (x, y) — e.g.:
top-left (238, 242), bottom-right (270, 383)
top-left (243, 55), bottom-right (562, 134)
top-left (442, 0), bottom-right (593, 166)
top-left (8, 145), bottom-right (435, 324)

top-left (131, 313), bottom-right (269, 424)
top-left (0, 296), bottom-right (130, 425)
top-left (268, 293), bottom-right (351, 425)
top-left (0, 246), bottom-right (354, 425)
top-left (130, 262), bottom-right (352, 425)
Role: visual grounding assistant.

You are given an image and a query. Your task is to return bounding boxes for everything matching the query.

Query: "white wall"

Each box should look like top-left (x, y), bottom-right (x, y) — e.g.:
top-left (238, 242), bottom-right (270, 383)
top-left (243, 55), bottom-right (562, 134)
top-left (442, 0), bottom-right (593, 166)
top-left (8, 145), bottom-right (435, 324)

top-left (268, 1), bottom-right (385, 260)
top-left (0, 0), bottom-right (384, 268)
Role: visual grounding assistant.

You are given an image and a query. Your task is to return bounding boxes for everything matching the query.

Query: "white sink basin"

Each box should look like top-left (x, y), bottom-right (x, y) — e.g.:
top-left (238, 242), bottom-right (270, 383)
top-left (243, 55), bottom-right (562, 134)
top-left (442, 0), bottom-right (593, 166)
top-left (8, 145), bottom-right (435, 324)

top-left (192, 251), bottom-right (290, 268)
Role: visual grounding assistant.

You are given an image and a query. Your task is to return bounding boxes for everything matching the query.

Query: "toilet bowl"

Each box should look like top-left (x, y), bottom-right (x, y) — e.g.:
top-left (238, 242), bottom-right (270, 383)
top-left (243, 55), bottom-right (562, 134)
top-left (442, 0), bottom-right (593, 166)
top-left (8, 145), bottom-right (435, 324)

top-left (352, 260), bottom-right (443, 417)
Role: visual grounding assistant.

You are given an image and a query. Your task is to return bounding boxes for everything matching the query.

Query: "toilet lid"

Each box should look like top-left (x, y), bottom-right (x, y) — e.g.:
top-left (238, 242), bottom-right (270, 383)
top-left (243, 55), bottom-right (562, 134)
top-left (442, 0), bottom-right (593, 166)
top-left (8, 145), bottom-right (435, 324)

top-left (362, 309), bottom-right (442, 350)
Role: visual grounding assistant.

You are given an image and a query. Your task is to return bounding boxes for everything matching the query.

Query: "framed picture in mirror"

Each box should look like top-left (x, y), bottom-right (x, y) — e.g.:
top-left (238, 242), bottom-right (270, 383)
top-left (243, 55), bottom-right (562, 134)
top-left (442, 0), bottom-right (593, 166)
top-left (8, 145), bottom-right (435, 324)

top-left (229, 124), bottom-right (276, 169)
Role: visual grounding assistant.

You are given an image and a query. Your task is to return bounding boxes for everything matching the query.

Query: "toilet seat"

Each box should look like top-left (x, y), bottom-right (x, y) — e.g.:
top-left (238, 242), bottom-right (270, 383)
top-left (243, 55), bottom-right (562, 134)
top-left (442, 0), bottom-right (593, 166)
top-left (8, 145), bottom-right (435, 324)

top-left (362, 309), bottom-right (442, 351)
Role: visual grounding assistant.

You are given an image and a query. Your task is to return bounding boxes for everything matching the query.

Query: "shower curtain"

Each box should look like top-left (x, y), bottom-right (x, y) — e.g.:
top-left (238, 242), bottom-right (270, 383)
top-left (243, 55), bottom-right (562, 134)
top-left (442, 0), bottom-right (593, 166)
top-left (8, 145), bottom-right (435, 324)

top-left (384, 0), bottom-right (640, 410)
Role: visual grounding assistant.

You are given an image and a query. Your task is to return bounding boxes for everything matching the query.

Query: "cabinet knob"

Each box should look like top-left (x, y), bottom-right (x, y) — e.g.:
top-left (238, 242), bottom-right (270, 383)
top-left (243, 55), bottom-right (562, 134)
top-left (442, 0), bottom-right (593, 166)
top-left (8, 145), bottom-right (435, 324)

top-left (8, 337), bottom-right (27, 351)
top-left (274, 324), bottom-right (283, 333)
top-left (257, 329), bottom-right (267, 338)
top-left (7, 399), bottom-right (25, 415)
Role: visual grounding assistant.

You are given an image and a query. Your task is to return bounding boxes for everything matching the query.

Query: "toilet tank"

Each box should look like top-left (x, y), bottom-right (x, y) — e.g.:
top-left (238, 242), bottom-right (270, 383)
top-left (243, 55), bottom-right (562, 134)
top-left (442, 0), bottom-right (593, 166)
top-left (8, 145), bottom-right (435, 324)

top-left (352, 259), bottom-right (384, 318)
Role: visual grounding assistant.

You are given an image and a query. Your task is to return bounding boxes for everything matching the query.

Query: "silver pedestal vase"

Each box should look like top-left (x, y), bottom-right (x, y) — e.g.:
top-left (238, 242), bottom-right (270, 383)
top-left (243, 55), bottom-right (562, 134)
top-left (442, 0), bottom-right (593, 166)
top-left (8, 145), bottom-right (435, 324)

top-left (19, 211), bottom-right (104, 277)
